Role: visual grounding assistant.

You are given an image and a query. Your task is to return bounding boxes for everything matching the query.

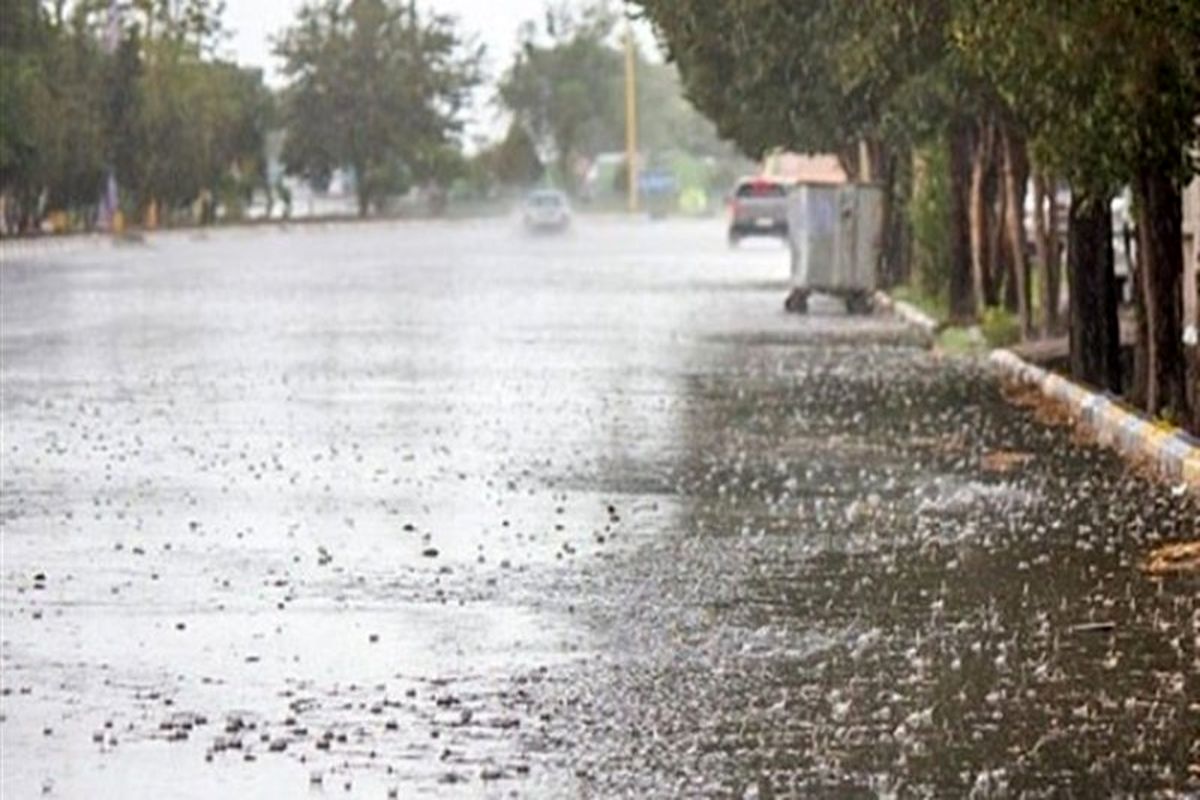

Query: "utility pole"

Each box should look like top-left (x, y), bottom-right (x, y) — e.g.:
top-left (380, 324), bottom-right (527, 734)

top-left (624, 18), bottom-right (639, 214)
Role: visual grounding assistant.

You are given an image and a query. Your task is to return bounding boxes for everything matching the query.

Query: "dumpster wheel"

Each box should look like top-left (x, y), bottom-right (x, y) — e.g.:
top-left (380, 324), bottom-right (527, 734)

top-left (845, 291), bottom-right (874, 315)
top-left (784, 288), bottom-right (809, 314)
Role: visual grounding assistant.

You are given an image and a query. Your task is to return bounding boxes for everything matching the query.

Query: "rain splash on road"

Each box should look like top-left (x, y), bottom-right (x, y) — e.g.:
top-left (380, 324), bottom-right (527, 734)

top-left (2, 219), bottom-right (1196, 797)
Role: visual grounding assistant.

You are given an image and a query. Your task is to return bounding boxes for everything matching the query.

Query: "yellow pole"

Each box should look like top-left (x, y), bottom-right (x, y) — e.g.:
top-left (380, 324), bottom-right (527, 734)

top-left (624, 19), bottom-right (639, 213)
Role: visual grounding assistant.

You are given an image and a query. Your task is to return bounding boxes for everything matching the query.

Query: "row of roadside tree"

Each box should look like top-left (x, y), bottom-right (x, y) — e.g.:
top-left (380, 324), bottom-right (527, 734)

top-left (632, 1), bottom-right (1199, 432)
top-left (1, 0), bottom-right (743, 232)
top-left (1, 0), bottom-right (272, 232)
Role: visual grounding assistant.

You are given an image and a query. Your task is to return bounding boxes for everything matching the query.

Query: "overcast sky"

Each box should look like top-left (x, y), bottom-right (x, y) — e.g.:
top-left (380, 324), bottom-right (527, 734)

top-left (225, 0), bottom-right (617, 84)
top-left (222, 1), bottom-right (650, 140)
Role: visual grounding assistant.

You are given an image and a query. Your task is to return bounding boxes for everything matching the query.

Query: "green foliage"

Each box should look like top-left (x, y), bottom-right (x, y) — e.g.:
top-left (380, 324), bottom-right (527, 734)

top-left (497, 4), bottom-right (622, 193)
top-left (955, 0), bottom-right (1200, 197)
top-left (980, 306), bottom-right (1021, 348)
top-left (935, 325), bottom-right (988, 355)
top-left (907, 141), bottom-right (952, 306)
top-left (635, 0), bottom-right (1199, 214)
top-left (635, 58), bottom-right (730, 161)
top-left (633, 1), bottom-right (947, 162)
top-left (475, 123), bottom-right (544, 190)
top-left (0, 0), bottom-right (273, 231)
top-left (139, 47), bottom-right (272, 212)
top-left (275, 0), bottom-right (482, 216)
top-left (496, 2), bottom-right (734, 196)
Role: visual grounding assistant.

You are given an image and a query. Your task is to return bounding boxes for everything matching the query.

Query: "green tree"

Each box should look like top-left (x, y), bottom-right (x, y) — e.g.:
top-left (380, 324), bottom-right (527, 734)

top-left (136, 40), bottom-right (272, 219)
top-left (1, 0), bottom-right (271, 232)
top-left (959, 0), bottom-right (1200, 421)
top-left (275, 0), bottom-right (482, 216)
top-left (497, 5), bottom-right (624, 193)
top-left (0, 0), bottom-right (53, 229)
top-left (482, 122), bottom-right (544, 189)
top-left (497, 2), bottom-right (741, 200)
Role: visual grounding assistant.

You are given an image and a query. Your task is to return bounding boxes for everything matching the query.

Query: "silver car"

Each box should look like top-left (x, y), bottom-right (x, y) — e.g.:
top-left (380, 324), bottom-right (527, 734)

top-left (522, 189), bottom-right (571, 232)
top-left (727, 177), bottom-right (789, 246)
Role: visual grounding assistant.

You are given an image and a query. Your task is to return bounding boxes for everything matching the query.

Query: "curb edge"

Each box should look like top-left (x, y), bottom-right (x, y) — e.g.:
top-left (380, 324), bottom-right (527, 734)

top-left (988, 348), bottom-right (1200, 494)
top-left (873, 291), bottom-right (938, 336)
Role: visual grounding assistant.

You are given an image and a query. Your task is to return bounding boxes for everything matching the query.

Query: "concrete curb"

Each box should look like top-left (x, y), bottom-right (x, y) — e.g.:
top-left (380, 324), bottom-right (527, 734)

top-left (873, 291), bottom-right (939, 336)
top-left (989, 349), bottom-right (1200, 491)
top-left (874, 288), bottom-right (1200, 491)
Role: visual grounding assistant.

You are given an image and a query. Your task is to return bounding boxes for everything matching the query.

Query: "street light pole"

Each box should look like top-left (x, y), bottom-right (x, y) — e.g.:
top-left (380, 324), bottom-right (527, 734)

top-left (624, 19), bottom-right (639, 214)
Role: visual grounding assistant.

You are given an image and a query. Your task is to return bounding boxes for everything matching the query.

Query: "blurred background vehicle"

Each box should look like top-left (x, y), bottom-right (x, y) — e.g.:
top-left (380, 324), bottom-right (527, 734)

top-left (522, 189), bottom-right (572, 233)
top-left (727, 177), bottom-right (789, 246)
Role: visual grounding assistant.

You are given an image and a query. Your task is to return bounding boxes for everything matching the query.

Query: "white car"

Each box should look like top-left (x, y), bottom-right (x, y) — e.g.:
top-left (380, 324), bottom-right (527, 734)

top-left (522, 190), bottom-right (571, 232)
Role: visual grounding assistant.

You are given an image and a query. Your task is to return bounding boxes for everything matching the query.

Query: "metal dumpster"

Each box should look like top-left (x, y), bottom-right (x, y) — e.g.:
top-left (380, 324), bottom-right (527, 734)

top-left (784, 182), bottom-right (884, 314)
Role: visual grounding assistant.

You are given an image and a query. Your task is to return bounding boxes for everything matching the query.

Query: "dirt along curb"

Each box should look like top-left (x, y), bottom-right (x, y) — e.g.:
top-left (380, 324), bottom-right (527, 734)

top-left (988, 349), bottom-right (1200, 492)
top-left (875, 289), bottom-right (1200, 493)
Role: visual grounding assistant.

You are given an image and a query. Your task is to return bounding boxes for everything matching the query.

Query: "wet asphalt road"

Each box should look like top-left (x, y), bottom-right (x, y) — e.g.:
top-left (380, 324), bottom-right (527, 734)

top-left (1, 218), bottom-right (1197, 798)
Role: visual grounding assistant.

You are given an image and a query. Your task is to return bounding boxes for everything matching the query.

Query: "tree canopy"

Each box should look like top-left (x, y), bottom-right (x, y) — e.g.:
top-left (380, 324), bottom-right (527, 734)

top-left (274, 0), bottom-right (482, 215)
top-left (0, 0), bottom-right (272, 230)
top-left (496, 2), bottom-right (734, 194)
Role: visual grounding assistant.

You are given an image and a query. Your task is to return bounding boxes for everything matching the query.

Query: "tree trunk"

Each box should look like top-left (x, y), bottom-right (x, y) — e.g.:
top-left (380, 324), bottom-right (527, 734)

top-left (1067, 192), bottom-right (1121, 393)
top-left (875, 145), bottom-right (910, 289)
top-left (894, 151), bottom-right (914, 287)
top-left (969, 122), bottom-right (993, 313)
top-left (988, 165), bottom-right (1008, 309)
top-left (948, 121), bottom-right (976, 322)
top-left (878, 178), bottom-right (897, 288)
top-left (999, 196), bottom-right (1017, 313)
top-left (1033, 173), bottom-right (1058, 334)
top-left (1131, 221), bottom-right (1149, 407)
top-left (995, 169), bottom-right (1014, 311)
top-left (1001, 127), bottom-right (1031, 337)
top-left (837, 144), bottom-right (862, 182)
top-left (1133, 168), bottom-right (1189, 421)
top-left (354, 158), bottom-right (370, 218)
top-left (1046, 179), bottom-right (1062, 333)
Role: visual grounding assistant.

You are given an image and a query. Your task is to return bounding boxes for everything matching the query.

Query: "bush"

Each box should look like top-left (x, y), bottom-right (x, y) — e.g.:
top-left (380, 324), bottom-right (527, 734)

top-left (980, 306), bottom-right (1021, 348)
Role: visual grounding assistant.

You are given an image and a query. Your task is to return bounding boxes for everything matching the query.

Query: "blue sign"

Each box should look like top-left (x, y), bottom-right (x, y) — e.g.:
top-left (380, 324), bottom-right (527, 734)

top-left (638, 169), bottom-right (677, 196)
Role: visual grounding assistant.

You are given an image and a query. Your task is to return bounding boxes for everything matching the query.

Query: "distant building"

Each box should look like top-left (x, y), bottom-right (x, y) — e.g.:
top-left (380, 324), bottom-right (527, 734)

top-left (761, 152), bottom-right (848, 185)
